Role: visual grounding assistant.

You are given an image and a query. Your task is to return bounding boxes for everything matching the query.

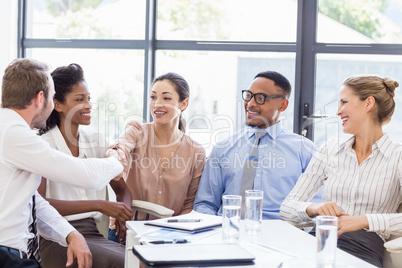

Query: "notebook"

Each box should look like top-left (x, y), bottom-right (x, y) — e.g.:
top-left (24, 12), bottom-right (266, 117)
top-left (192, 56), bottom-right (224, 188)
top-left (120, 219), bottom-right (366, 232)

top-left (144, 212), bottom-right (222, 233)
top-left (132, 243), bottom-right (256, 267)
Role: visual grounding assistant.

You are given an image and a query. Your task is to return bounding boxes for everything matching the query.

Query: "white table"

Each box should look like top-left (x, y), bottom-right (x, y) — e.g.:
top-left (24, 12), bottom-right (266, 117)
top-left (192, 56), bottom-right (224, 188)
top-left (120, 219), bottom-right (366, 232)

top-left (125, 220), bottom-right (376, 268)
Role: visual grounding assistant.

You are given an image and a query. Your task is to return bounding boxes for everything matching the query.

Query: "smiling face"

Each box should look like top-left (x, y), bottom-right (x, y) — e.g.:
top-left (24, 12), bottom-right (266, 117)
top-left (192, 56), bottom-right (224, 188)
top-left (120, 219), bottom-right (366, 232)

top-left (149, 80), bottom-right (188, 125)
top-left (244, 77), bottom-right (288, 129)
top-left (337, 85), bottom-right (369, 134)
top-left (54, 81), bottom-right (92, 127)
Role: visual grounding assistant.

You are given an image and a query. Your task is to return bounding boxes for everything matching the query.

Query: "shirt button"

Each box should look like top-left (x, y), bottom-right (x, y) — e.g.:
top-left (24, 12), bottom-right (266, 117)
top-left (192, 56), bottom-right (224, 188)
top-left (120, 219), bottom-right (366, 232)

top-left (159, 191), bottom-right (162, 194)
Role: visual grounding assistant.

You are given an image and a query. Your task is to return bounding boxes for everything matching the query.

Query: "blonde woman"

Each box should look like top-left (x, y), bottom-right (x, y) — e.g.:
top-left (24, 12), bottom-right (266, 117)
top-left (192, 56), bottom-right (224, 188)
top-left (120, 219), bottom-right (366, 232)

top-left (281, 75), bottom-right (402, 268)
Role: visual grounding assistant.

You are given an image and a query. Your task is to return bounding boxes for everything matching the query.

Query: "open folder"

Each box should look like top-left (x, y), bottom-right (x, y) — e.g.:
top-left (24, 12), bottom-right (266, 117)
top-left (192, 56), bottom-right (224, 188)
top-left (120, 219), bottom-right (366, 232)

top-left (144, 212), bottom-right (222, 233)
top-left (132, 243), bottom-right (256, 267)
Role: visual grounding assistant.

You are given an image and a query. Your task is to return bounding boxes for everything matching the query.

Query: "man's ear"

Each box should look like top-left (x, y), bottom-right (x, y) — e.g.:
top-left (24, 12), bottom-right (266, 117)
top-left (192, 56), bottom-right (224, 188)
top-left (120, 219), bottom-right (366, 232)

top-left (33, 91), bottom-right (44, 108)
top-left (279, 98), bottom-right (289, 112)
top-left (53, 99), bottom-right (63, 112)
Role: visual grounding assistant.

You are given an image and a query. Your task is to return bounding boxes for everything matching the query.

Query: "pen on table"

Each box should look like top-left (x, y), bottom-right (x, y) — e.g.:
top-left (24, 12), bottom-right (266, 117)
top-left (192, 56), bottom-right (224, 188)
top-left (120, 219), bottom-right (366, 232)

top-left (149, 239), bottom-right (188, 244)
top-left (167, 219), bottom-right (201, 223)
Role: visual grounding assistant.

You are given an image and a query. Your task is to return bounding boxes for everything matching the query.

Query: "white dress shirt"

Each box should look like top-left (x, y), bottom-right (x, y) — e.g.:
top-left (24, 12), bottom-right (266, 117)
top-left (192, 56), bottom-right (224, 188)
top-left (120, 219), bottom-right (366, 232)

top-left (42, 126), bottom-right (106, 222)
top-left (280, 134), bottom-right (402, 241)
top-left (0, 108), bottom-right (123, 252)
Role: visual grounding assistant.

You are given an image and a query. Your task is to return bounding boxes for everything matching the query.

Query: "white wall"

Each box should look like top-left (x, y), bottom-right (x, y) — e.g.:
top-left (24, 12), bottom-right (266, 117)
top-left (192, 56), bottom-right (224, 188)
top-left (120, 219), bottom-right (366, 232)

top-left (0, 0), bottom-right (18, 97)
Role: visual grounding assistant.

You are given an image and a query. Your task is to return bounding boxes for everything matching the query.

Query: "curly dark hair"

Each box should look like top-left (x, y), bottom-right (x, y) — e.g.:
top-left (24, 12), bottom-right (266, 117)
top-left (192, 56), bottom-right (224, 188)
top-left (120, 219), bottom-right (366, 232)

top-left (39, 63), bottom-right (85, 135)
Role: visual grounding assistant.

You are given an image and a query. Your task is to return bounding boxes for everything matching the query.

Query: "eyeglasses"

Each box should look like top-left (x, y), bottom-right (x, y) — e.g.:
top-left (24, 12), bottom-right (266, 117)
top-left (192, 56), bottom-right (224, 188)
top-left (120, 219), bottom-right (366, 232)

top-left (242, 90), bottom-right (285, 105)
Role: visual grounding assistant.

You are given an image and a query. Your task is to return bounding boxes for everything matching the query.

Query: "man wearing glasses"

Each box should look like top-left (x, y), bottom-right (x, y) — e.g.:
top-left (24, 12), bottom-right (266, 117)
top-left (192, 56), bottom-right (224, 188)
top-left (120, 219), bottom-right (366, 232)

top-left (194, 70), bottom-right (321, 219)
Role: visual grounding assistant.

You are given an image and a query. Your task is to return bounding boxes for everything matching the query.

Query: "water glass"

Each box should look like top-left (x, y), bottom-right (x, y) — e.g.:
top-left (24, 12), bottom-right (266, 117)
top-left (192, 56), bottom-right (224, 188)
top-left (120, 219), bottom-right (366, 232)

top-left (316, 216), bottom-right (338, 268)
top-left (245, 190), bottom-right (263, 234)
top-left (222, 195), bottom-right (241, 242)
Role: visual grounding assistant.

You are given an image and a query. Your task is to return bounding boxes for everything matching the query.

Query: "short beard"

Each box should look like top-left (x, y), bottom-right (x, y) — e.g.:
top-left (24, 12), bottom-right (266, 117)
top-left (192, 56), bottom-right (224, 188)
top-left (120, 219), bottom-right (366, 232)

top-left (31, 101), bottom-right (49, 129)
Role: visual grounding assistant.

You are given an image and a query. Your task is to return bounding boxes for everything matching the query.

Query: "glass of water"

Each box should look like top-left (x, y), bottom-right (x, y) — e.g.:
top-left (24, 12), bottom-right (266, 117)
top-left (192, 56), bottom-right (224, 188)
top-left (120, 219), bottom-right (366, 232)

top-left (222, 195), bottom-right (241, 242)
top-left (245, 190), bottom-right (263, 234)
top-left (316, 215), bottom-right (338, 268)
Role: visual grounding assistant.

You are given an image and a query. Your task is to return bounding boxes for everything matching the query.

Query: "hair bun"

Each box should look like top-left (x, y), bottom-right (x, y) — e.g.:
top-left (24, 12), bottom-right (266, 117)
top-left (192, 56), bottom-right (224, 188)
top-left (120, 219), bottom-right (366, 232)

top-left (382, 78), bottom-right (398, 98)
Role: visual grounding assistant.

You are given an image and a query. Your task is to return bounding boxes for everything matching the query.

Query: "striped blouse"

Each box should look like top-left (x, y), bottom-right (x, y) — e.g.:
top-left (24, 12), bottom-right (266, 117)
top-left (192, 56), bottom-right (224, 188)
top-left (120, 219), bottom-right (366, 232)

top-left (280, 134), bottom-right (402, 241)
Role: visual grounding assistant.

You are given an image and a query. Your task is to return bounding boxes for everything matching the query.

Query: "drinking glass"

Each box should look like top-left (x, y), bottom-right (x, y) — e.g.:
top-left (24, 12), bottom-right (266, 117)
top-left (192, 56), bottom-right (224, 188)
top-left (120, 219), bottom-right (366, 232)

top-left (245, 190), bottom-right (263, 234)
top-left (222, 195), bottom-right (241, 242)
top-left (316, 215), bottom-right (338, 268)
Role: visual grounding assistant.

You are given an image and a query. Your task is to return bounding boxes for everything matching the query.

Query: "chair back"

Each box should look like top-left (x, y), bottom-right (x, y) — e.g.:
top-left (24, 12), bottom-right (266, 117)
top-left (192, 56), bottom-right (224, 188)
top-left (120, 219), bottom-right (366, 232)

top-left (96, 185), bottom-right (174, 237)
top-left (383, 202), bottom-right (402, 268)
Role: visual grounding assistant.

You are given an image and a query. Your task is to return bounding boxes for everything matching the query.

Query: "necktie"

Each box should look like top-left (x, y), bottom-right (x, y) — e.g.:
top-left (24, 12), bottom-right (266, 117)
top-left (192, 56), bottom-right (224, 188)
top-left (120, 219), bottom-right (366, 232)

top-left (27, 194), bottom-right (41, 262)
top-left (240, 129), bottom-right (267, 219)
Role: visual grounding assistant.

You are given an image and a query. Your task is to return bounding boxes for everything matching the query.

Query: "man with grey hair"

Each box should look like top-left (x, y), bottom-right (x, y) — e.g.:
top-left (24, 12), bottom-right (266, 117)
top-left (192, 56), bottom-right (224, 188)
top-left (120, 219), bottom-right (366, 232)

top-left (0, 58), bottom-right (123, 268)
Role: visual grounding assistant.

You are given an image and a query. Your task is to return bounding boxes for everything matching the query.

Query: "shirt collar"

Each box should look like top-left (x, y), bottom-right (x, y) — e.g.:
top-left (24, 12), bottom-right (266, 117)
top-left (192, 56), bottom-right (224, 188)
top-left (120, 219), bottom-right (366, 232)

top-left (4, 108), bottom-right (30, 128)
top-left (245, 121), bottom-right (284, 140)
top-left (338, 133), bottom-right (393, 159)
top-left (50, 126), bottom-right (88, 158)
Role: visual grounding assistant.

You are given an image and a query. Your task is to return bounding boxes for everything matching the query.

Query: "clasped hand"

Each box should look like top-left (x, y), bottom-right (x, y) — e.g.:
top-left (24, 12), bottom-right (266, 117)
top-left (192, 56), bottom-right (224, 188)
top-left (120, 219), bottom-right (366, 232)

top-left (100, 200), bottom-right (133, 242)
top-left (307, 202), bottom-right (369, 237)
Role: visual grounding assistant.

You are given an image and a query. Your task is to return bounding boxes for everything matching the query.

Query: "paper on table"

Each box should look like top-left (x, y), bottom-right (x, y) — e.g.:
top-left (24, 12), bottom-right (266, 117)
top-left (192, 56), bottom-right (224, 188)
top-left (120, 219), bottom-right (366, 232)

top-left (139, 227), bottom-right (221, 244)
top-left (143, 211), bottom-right (222, 233)
top-left (240, 242), bottom-right (295, 267)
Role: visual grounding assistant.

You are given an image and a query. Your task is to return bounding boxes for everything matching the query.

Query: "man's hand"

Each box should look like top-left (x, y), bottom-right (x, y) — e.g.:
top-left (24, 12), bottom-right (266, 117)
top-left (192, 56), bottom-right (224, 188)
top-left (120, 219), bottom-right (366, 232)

top-left (338, 215), bottom-right (369, 236)
top-left (307, 202), bottom-right (349, 218)
top-left (66, 231), bottom-right (92, 268)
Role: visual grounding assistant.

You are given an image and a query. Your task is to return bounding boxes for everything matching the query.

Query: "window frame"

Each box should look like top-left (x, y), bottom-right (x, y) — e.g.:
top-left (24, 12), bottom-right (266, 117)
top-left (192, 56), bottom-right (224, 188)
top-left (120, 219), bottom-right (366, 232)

top-left (17, 0), bottom-right (402, 141)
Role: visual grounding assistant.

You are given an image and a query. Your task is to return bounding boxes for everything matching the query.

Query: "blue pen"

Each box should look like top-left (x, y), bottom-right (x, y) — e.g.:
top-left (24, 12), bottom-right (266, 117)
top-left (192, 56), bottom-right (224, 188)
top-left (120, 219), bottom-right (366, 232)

top-left (149, 239), bottom-right (188, 244)
top-left (167, 219), bottom-right (201, 223)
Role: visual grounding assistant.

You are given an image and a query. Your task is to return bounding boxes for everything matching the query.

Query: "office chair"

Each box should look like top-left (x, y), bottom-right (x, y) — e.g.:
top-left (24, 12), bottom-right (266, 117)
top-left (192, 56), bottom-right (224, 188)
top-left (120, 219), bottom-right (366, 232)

top-left (96, 185), bottom-right (174, 238)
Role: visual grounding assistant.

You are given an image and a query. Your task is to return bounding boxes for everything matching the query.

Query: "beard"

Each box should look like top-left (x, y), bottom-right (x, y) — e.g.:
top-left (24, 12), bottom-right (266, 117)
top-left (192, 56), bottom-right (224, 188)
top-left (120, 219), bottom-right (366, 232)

top-left (31, 101), bottom-right (51, 129)
top-left (245, 114), bottom-right (271, 128)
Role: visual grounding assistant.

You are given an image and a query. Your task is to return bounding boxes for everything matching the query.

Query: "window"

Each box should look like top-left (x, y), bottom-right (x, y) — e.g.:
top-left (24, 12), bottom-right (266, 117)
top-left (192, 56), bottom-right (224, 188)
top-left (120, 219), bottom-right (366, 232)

top-left (27, 48), bottom-right (145, 143)
top-left (317, 0), bottom-right (402, 44)
top-left (18, 0), bottom-right (402, 148)
top-left (26, 0), bottom-right (145, 39)
top-left (156, 50), bottom-right (295, 152)
top-left (312, 0), bottom-right (402, 145)
top-left (157, 0), bottom-right (297, 42)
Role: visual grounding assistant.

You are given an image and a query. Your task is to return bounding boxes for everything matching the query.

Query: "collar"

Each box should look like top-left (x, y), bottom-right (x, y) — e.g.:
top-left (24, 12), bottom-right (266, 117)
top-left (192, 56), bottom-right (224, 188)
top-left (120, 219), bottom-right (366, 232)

top-left (3, 108), bottom-right (30, 128)
top-left (245, 121), bottom-right (284, 140)
top-left (337, 133), bottom-right (393, 159)
top-left (50, 126), bottom-right (88, 158)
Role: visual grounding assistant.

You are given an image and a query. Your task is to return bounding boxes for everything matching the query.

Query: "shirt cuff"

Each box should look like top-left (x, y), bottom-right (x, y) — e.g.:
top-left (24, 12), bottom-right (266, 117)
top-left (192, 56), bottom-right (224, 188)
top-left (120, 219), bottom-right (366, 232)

top-left (193, 204), bottom-right (217, 216)
top-left (298, 202), bottom-right (314, 222)
top-left (366, 214), bottom-right (388, 232)
top-left (61, 226), bottom-right (77, 247)
top-left (39, 220), bottom-right (76, 248)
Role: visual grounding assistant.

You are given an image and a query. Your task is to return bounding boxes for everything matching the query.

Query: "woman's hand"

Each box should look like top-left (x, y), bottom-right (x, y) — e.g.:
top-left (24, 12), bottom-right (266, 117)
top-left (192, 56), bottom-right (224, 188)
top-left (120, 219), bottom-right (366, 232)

top-left (338, 215), bottom-right (369, 236)
top-left (99, 200), bottom-right (133, 224)
top-left (114, 219), bottom-right (127, 243)
top-left (307, 202), bottom-right (349, 217)
top-left (307, 203), bottom-right (369, 237)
